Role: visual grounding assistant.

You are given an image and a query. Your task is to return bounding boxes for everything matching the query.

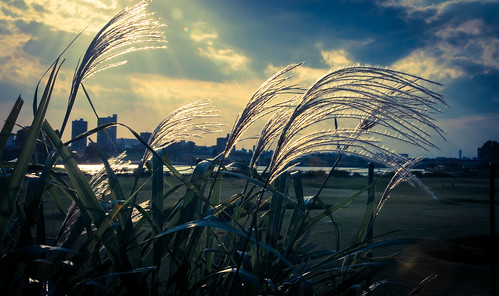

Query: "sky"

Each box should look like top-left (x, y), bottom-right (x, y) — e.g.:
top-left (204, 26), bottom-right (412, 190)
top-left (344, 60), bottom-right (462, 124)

top-left (1, 0), bottom-right (498, 159)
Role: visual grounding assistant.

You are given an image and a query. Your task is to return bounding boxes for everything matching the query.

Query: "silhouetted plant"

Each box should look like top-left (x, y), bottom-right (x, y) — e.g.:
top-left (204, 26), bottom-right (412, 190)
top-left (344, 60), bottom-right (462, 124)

top-left (0, 1), bottom-right (449, 295)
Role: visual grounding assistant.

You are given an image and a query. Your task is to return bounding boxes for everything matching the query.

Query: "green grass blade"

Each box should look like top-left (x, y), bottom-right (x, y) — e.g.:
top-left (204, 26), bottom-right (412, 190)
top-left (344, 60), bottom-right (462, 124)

top-left (0, 96), bottom-right (23, 161)
top-left (1, 60), bottom-right (61, 240)
top-left (91, 146), bottom-right (144, 270)
top-left (43, 121), bottom-right (105, 226)
top-left (284, 171), bottom-right (306, 256)
top-left (152, 150), bottom-right (163, 229)
top-left (266, 173), bottom-right (287, 249)
top-left (151, 218), bottom-right (300, 275)
top-left (352, 178), bottom-right (376, 246)
top-left (164, 159), bottom-right (215, 293)
top-left (205, 172), bottom-right (222, 274)
top-left (150, 149), bottom-right (164, 293)
top-left (298, 185), bottom-right (369, 240)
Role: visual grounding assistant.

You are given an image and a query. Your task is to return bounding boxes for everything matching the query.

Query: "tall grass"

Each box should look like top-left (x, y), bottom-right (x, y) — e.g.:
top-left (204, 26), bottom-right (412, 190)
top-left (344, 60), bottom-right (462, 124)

top-left (0, 1), bottom-right (448, 295)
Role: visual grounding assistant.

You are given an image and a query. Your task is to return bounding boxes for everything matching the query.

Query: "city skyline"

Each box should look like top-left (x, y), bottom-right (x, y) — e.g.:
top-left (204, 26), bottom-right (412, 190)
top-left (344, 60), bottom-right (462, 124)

top-left (3, 116), bottom-right (488, 164)
top-left (0, 1), bottom-right (498, 160)
top-left (68, 112), bottom-right (487, 161)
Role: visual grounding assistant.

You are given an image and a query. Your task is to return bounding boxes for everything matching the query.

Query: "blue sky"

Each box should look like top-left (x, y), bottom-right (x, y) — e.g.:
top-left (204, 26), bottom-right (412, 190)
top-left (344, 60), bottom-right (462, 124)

top-left (1, 0), bottom-right (498, 158)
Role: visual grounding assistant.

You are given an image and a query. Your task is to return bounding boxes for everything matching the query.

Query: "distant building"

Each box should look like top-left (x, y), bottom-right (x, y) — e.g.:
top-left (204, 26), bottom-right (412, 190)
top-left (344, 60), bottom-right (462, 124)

top-left (14, 127), bottom-right (29, 148)
top-left (71, 118), bottom-right (88, 151)
top-left (216, 134), bottom-right (230, 155)
top-left (5, 134), bottom-right (15, 149)
top-left (12, 126), bottom-right (48, 162)
top-left (97, 114), bottom-right (117, 151)
top-left (116, 137), bottom-right (140, 151)
top-left (140, 132), bottom-right (152, 144)
top-left (459, 149), bottom-right (462, 159)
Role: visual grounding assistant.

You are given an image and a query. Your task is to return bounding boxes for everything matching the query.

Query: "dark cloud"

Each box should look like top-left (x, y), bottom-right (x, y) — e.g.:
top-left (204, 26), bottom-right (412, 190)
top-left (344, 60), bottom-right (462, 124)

top-left (176, 0), bottom-right (431, 70)
top-left (13, 20), bottom-right (82, 65)
top-left (5, 0), bottom-right (28, 10)
top-left (388, 1), bottom-right (499, 71)
top-left (29, 3), bottom-right (47, 14)
top-left (443, 70), bottom-right (499, 116)
top-left (435, 1), bottom-right (499, 25)
top-left (1, 5), bottom-right (20, 18)
top-left (0, 19), bottom-right (11, 34)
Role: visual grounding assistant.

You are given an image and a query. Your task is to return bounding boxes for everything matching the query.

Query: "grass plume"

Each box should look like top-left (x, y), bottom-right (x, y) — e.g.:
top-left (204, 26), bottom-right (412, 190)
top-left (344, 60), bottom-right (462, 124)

top-left (142, 100), bottom-right (222, 162)
top-left (60, 0), bottom-right (167, 136)
top-left (222, 63), bottom-right (305, 159)
top-left (267, 65), bottom-right (447, 182)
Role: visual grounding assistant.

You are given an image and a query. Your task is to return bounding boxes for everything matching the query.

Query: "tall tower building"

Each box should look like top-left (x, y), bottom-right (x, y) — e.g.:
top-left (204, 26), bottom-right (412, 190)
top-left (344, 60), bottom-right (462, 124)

top-left (97, 114), bottom-right (117, 151)
top-left (216, 134), bottom-right (229, 154)
top-left (71, 118), bottom-right (88, 151)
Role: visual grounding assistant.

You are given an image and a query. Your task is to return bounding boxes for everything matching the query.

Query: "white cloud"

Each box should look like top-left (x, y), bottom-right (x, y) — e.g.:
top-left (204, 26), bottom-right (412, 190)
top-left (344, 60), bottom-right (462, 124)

top-left (320, 49), bottom-right (353, 68)
top-left (187, 21), bottom-right (250, 75)
top-left (378, 2), bottom-right (499, 76)
top-left (388, 18), bottom-right (499, 79)
top-left (198, 46), bottom-right (249, 74)
top-left (0, 32), bottom-right (44, 85)
top-left (378, 0), bottom-right (496, 23)
top-left (435, 19), bottom-right (483, 39)
top-left (434, 19), bottom-right (499, 71)
top-left (391, 49), bottom-right (465, 81)
top-left (189, 21), bottom-right (218, 42)
top-left (0, 1), bottom-right (126, 34)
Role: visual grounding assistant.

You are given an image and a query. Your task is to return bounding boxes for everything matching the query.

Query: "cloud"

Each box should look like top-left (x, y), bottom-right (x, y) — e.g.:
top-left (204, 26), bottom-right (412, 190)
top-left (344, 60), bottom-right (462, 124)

top-left (379, 0), bottom-right (499, 78)
top-left (434, 19), bottom-right (499, 72)
top-left (0, 0), bottom-right (164, 90)
top-left (391, 49), bottom-right (465, 81)
top-left (129, 73), bottom-right (261, 112)
top-left (198, 46), bottom-right (249, 74)
top-left (378, 0), bottom-right (496, 23)
top-left (0, 1), bottom-right (125, 34)
top-left (186, 21), bottom-right (251, 76)
top-left (320, 49), bottom-right (353, 68)
top-left (391, 18), bottom-right (499, 80)
top-left (189, 21), bottom-right (218, 42)
top-left (0, 31), bottom-right (44, 85)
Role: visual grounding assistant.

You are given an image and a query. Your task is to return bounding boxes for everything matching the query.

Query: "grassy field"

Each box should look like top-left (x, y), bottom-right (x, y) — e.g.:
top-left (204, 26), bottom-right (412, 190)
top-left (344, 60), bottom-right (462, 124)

top-left (39, 173), bottom-right (497, 294)
top-left (301, 174), bottom-right (498, 295)
top-left (42, 174), bottom-right (496, 239)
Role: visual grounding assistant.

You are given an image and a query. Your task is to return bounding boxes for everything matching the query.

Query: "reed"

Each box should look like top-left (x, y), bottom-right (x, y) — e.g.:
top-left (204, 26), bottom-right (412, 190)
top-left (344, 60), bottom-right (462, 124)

top-left (0, 1), bottom-right (449, 295)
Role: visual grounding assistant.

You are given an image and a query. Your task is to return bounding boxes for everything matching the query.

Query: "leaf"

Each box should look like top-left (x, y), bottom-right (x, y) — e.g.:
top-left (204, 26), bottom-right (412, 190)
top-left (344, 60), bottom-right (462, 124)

top-left (0, 245), bottom-right (78, 278)
top-left (151, 218), bottom-right (299, 275)
top-left (2, 60), bottom-right (61, 241)
top-left (43, 121), bottom-right (105, 226)
top-left (0, 96), bottom-right (23, 161)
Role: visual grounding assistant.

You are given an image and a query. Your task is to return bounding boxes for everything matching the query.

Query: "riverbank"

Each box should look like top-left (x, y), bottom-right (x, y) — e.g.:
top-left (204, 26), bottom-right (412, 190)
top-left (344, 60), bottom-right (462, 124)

top-left (39, 173), bottom-right (497, 294)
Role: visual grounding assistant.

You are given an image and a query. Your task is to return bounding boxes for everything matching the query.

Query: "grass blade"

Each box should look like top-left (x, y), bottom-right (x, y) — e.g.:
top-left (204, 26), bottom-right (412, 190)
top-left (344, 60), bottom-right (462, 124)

top-left (43, 121), bottom-right (105, 226)
top-left (0, 96), bottom-right (23, 161)
top-left (2, 60), bottom-right (61, 242)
